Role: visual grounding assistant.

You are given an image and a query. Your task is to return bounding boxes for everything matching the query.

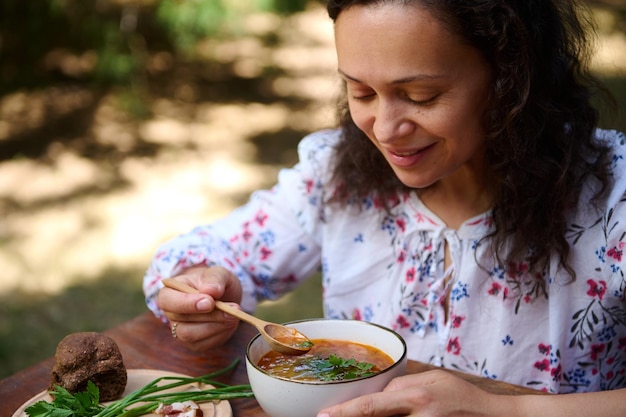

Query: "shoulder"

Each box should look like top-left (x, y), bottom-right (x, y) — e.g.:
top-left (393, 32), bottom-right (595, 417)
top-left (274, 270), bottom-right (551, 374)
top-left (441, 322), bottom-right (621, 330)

top-left (292, 129), bottom-right (342, 178)
top-left (593, 128), bottom-right (626, 145)
top-left (593, 128), bottom-right (626, 166)
top-left (297, 129), bottom-right (342, 156)
top-left (594, 128), bottom-right (626, 193)
top-left (577, 128), bottom-right (626, 216)
top-left (271, 129), bottom-right (343, 197)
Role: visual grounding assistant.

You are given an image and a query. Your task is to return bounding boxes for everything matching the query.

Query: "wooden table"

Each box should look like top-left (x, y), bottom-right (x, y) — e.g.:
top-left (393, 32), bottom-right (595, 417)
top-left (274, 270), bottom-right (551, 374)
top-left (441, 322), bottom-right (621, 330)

top-left (1, 312), bottom-right (540, 416)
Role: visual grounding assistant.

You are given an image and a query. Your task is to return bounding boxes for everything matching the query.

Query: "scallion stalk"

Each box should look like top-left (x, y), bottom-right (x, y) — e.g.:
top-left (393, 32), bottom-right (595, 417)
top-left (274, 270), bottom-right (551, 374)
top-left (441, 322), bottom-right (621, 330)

top-left (95, 359), bottom-right (253, 417)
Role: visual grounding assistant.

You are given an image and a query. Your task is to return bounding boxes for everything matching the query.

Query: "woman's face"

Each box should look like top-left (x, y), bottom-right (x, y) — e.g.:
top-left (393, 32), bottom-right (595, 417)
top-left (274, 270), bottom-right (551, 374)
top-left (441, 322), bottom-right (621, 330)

top-left (335, 3), bottom-right (493, 189)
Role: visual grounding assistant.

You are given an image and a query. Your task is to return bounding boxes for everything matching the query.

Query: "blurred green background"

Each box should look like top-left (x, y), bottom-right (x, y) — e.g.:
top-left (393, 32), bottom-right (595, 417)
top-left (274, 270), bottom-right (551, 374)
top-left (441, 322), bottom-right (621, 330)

top-left (0, 0), bottom-right (624, 379)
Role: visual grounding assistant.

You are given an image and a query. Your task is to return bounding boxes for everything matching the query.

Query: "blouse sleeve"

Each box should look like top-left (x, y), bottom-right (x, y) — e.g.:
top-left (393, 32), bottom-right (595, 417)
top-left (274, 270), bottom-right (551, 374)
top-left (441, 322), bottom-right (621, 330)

top-left (142, 129), bottom-right (340, 320)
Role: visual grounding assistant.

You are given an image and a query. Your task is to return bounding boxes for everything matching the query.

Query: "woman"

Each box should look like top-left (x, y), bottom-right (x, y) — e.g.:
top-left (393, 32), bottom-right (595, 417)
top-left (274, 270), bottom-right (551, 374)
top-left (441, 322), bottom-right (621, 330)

top-left (144, 0), bottom-right (626, 415)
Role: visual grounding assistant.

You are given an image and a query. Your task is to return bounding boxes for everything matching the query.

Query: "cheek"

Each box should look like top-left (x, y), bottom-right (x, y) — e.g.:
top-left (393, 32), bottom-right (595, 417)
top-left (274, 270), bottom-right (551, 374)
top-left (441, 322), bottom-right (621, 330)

top-left (432, 101), bottom-right (486, 143)
top-left (348, 103), bottom-right (373, 132)
top-left (453, 109), bottom-right (487, 148)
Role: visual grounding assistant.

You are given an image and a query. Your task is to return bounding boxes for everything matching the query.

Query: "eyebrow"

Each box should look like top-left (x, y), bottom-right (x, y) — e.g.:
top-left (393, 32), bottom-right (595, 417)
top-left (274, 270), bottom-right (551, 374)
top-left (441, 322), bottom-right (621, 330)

top-left (337, 69), bottom-right (444, 85)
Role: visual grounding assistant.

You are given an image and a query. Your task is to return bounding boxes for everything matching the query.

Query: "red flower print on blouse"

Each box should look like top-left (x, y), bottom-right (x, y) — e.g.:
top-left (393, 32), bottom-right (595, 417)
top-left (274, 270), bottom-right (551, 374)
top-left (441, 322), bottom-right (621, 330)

top-left (283, 274), bottom-right (297, 283)
top-left (405, 267), bottom-right (416, 283)
top-left (242, 230), bottom-right (253, 242)
top-left (466, 217), bottom-right (483, 226)
top-left (414, 212), bottom-right (438, 225)
top-left (507, 261), bottom-right (529, 278)
top-left (590, 344), bottom-right (605, 360)
top-left (447, 337), bottom-right (461, 355)
top-left (538, 343), bottom-right (551, 355)
top-left (373, 196), bottom-right (385, 209)
top-left (396, 315), bottom-right (410, 329)
top-left (484, 216), bottom-right (494, 227)
top-left (488, 282), bottom-right (502, 296)
top-left (259, 246), bottom-right (272, 261)
top-left (450, 314), bottom-right (465, 328)
top-left (304, 179), bottom-right (314, 194)
top-left (534, 359), bottom-right (550, 372)
top-left (254, 210), bottom-right (268, 227)
top-left (607, 242), bottom-right (625, 261)
top-left (586, 279), bottom-right (607, 300)
top-left (487, 282), bottom-right (508, 298)
top-left (396, 218), bottom-right (406, 232)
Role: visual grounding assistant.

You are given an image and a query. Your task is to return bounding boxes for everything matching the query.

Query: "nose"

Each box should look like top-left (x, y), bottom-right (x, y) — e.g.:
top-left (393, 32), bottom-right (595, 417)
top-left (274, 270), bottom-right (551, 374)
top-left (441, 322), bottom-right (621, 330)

top-left (372, 100), bottom-right (416, 143)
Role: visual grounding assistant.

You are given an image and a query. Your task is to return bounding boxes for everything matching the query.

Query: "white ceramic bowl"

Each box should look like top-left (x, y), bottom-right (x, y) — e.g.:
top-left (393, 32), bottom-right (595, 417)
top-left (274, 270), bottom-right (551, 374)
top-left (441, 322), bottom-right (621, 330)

top-left (245, 318), bottom-right (407, 417)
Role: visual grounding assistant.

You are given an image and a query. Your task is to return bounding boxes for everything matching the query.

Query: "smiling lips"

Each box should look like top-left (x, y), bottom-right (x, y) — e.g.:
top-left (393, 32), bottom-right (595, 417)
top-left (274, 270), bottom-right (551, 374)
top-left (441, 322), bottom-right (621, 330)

top-left (394, 149), bottom-right (421, 157)
top-left (385, 143), bottom-right (434, 167)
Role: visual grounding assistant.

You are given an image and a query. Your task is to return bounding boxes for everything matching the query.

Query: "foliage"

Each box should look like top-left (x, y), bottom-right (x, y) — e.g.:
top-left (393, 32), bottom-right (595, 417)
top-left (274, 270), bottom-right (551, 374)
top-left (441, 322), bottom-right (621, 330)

top-left (154, 0), bottom-right (308, 52)
top-left (0, 0), bottom-right (313, 95)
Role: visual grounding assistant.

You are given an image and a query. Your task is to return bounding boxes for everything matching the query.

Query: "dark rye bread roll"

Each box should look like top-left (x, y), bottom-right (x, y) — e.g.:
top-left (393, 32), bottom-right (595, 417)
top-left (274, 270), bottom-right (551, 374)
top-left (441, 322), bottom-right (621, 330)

top-left (49, 332), bottom-right (127, 401)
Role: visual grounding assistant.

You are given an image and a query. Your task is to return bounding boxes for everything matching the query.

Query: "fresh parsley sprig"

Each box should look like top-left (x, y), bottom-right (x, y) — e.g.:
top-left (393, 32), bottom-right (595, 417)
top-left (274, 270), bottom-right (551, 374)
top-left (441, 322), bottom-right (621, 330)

top-left (25, 359), bottom-right (254, 417)
top-left (307, 354), bottom-right (377, 381)
top-left (25, 383), bottom-right (104, 417)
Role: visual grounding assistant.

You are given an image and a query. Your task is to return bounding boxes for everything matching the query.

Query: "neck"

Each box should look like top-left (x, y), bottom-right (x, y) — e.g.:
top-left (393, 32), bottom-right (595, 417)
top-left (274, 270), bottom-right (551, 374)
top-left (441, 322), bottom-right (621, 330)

top-left (418, 170), bottom-right (493, 229)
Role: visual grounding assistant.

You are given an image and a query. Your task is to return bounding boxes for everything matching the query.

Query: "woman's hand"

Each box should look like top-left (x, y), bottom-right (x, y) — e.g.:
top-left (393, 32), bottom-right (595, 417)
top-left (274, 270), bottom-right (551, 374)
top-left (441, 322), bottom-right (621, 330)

top-left (317, 369), bottom-right (513, 417)
top-left (157, 265), bottom-right (243, 351)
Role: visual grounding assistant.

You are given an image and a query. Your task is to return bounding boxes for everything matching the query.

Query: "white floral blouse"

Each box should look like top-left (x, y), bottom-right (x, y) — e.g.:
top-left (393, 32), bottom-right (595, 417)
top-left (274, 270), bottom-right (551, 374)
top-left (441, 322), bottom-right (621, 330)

top-left (144, 128), bottom-right (626, 394)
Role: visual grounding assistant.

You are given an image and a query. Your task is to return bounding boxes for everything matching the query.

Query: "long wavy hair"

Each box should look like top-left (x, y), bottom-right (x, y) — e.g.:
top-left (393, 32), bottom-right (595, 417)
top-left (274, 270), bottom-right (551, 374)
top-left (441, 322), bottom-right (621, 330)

top-left (326, 0), bottom-right (613, 280)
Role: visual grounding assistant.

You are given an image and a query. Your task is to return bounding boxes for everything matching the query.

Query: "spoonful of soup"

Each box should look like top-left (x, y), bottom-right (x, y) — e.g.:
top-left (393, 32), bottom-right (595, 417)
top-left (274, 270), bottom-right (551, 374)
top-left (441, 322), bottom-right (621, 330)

top-left (162, 278), bottom-right (313, 355)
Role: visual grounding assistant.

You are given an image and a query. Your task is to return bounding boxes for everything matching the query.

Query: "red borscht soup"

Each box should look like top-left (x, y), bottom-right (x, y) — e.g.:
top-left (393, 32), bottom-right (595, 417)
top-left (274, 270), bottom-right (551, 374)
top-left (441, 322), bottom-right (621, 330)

top-left (257, 339), bottom-right (394, 382)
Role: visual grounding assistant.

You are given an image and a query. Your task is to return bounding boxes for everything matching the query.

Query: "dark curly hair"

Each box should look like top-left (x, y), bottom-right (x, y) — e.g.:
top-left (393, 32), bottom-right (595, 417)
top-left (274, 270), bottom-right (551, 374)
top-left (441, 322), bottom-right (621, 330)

top-left (326, 0), bottom-right (614, 280)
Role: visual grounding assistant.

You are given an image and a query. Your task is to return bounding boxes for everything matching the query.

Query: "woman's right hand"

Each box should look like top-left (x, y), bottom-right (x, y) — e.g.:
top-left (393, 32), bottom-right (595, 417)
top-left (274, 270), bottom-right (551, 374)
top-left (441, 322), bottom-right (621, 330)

top-left (157, 265), bottom-right (243, 351)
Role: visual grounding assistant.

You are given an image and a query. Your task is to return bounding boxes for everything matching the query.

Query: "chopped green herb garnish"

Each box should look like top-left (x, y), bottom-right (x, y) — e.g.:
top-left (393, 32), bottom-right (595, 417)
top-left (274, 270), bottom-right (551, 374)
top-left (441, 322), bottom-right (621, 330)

top-left (307, 354), bottom-right (376, 381)
top-left (293, 340), bottom-right (314, 349)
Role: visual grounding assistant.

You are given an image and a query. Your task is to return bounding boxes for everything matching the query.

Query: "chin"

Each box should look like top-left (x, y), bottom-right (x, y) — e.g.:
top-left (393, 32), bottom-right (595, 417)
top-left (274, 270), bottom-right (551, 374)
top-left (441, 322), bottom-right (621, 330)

top-left (394, 172), bottom-right (436, 190)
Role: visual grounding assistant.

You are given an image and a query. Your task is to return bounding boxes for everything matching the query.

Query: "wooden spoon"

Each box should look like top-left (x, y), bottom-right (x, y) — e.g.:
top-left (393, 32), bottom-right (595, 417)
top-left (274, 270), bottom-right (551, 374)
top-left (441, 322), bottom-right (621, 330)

top-left (162, 278), bottom-right (313, 356)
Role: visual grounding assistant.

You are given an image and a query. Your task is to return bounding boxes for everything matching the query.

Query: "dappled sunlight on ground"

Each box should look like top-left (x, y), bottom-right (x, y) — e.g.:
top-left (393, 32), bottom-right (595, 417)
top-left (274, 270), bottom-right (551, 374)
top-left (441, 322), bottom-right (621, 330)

top-left (0, 4), bottom-right (336, 295)
top-left (0, 4), bottom-right (624, 297)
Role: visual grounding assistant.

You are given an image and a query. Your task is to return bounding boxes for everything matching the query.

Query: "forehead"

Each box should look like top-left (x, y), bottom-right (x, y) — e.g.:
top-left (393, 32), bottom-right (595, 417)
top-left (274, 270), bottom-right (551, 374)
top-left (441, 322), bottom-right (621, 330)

top-left (334, 3), bottom-right (483, 83)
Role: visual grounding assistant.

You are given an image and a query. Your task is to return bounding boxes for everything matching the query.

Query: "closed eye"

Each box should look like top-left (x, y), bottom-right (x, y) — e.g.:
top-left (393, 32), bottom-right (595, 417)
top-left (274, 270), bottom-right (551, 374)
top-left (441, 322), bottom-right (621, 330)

top-left (351, 93), bottom-right (376, 102)
top-left (405, 92), bottom-right (439, 106)
top-left (346, 84), bottom-right (376, 102)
